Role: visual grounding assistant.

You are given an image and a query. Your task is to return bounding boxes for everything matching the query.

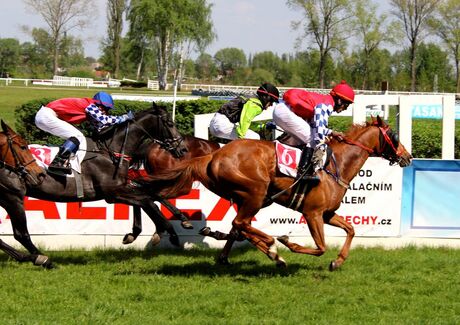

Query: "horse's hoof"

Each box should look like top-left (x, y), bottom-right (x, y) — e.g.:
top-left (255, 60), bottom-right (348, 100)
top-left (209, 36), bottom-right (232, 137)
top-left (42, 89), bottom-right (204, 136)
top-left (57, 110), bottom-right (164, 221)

top-left (33, 254), bottom-right (49, 266)
top-left (276, 257), bottom-right (287, 268)
top-left (181, 220), bottom-right (194, 229)
top-left (277, 235), bottom-right (289, 245)
top-left (329, 261), bottom-right (340, 272)
top-left (34, 255), bottom-right (54, 269)
top-left (122, 233), bottom-right (135, 245)
top-left (199, 227), bottom-right (211, 236)
top-left (151, 233), bottom-right (161, 246)
top-left (169, 234), bottom-right (181, 247)
top-left (216, 255), bottom-right (230, 265)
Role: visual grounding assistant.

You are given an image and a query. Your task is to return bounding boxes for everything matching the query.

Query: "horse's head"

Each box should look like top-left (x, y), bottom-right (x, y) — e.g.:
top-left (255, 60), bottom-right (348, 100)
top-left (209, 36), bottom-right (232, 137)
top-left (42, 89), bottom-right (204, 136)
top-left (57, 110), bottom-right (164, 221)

top-left (135, 102), bottom-right (187, 158)
top-left (370, 116), bottom-right (412, 167)
top-left (0, 120), bottom-right (45, 185)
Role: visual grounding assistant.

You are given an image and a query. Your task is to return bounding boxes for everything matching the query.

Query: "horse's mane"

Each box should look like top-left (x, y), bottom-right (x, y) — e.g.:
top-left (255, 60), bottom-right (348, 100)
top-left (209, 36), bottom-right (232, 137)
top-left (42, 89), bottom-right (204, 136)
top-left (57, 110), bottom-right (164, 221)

top-left (343, 122), bottom-right (372, 137)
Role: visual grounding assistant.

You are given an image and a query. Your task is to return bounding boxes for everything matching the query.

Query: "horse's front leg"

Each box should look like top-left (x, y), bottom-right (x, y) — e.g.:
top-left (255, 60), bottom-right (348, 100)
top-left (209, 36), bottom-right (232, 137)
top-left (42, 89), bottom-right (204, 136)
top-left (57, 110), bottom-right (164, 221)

top-left (2, 198), bottom-right (55, 268)
top-left (277, 211), bottom-right (329, 267)
top-left (122, 205), bottom-right (143, 245)
top-left (324, 212), bottom-right (355, 271)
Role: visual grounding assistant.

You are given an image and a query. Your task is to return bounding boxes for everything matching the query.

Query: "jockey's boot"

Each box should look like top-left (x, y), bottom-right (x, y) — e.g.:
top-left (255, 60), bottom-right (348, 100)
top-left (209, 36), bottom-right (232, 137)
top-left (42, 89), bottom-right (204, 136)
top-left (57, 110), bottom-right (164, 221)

top-left (48, 137), bottom-right (80, 175)
top-left (305, 146), bottom-right (327, 183)
top-left (296, 146), bottom-right (316, 181)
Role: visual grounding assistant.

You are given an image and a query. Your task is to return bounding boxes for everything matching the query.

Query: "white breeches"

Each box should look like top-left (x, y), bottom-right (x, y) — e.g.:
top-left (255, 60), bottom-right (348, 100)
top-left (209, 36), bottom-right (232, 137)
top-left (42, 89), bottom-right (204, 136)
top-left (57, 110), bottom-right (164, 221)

top-left (272, 103), bottom-right (315, 147)
top-left (35, 106), bottom-right (87, 164)
top-left (209, 112), bottom-right (260, 140)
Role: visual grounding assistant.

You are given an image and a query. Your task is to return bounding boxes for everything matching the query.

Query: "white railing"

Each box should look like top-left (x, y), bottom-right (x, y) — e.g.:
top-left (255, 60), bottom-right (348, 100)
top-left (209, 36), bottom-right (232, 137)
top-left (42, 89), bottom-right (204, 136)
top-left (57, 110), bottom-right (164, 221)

top-left (147, 79), bottom-right (159, 90)
top-left (0, 77), bottom-right (121, 88)
top-left (52, 75), bottom-right (93, 87)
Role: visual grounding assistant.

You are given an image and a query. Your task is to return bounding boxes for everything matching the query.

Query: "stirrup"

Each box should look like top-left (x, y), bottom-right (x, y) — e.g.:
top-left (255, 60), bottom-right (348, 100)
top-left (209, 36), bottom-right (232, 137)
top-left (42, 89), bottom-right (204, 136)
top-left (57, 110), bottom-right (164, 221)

top-left (304, 174), bottom-right (320, 183)
top-left (48, 163), bottom-right (72, 175)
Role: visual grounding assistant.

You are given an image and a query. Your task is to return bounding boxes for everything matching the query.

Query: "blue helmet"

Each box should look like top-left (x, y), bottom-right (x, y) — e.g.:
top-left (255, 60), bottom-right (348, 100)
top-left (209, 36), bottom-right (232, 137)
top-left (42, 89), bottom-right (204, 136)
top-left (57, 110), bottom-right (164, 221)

top-left (93, 92), bottom-right (114, 110)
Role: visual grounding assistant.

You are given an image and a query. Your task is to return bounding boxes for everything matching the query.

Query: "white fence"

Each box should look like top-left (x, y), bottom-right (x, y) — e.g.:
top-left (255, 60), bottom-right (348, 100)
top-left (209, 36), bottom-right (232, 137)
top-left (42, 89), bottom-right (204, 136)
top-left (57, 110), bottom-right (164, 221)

top-left (0, 76), bottom-right (121, 88)
top-left (147, 79), bottom-right (159, 90)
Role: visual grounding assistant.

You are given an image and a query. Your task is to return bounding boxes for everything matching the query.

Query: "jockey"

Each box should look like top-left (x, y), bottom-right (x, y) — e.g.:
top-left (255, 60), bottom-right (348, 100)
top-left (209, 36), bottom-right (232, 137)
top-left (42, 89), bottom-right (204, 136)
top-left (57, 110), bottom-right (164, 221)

top-left (272, 80), bottom-right (355, 181)
top-left (35, 91), bottom-right (134, 175)
top-left (209, 83), bottom-right (279, 140)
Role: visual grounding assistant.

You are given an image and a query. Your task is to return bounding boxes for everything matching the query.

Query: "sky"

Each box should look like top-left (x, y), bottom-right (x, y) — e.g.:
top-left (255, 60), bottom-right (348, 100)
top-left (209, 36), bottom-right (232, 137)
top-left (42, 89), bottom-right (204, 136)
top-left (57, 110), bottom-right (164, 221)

top-left (0, 0), bottom-right (306, 59)
top-left (0, 1), bottom-right (392, 59)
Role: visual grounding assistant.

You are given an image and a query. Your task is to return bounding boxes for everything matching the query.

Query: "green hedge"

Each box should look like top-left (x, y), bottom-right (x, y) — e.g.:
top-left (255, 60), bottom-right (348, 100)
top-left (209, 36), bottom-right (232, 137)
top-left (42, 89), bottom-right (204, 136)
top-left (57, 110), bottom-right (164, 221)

top-left (14, 98), bottom-right (223, 146)
top-left (14, 98), bottom-right (460, 158)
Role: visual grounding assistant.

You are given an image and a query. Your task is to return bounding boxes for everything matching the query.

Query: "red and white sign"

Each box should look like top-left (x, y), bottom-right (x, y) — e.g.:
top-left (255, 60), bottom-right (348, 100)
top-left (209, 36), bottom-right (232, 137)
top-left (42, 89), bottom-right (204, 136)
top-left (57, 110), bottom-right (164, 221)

top-left (0, 158), bottom-right (402, 240)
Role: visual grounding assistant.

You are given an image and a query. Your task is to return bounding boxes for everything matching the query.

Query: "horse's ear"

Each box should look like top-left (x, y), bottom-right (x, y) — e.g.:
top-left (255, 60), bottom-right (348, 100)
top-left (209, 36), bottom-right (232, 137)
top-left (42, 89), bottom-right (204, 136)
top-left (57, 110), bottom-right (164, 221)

top-left (370, 115), bottom-right (376, 125)
top-left (1, 120), bottom-right (9, 133)
top-left (151, 101), bottom-right (158, 109)
top-left (376, 115), bottom-right (384, 126)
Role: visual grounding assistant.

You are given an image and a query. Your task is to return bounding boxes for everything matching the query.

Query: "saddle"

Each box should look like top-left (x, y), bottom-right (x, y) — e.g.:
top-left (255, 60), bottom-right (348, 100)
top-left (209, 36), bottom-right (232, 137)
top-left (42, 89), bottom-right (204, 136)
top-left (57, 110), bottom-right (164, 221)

top-left (274, 141), bottom-right (332, 178)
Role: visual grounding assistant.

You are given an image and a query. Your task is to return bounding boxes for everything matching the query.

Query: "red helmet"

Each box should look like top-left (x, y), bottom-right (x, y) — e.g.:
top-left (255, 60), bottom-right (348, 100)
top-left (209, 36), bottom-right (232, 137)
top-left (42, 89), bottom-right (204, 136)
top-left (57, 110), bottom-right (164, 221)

top-left (330, 80), bottom-right (355, 103)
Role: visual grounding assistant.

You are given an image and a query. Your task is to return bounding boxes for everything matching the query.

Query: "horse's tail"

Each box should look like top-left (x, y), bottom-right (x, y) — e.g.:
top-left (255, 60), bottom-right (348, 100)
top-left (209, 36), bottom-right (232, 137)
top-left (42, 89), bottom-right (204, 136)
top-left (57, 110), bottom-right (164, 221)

top-left (142, 154), bottom-right (213, 198)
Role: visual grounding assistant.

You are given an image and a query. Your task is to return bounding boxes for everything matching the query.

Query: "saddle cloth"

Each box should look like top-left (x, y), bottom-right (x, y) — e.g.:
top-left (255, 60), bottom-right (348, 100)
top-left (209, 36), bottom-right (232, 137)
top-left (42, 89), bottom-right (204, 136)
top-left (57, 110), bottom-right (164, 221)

top-left (275, 141), bottom-right (301, 178)
top-left (29, 144), bottom-right (82, 175)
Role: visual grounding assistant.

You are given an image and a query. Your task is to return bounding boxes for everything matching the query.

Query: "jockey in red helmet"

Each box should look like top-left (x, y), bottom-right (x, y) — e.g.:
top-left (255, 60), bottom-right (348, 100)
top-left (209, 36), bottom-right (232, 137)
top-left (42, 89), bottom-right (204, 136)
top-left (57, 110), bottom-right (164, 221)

top-left (272, 80), bottom-right (355, 182)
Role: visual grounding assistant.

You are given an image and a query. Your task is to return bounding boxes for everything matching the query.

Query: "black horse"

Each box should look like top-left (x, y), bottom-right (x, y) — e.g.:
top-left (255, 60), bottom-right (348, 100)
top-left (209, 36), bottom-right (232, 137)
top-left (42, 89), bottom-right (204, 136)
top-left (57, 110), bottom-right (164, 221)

top-left (0, 103), bottom-right (187, 268)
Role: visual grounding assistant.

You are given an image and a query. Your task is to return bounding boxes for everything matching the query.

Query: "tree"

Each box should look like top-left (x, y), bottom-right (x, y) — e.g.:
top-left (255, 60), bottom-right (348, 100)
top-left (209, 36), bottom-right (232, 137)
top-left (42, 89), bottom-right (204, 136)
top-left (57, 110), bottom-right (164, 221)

top-left (214, 47), bottom-right (247, 80)
top-left (105, 0), bottom-right (127, 79)
top-left (427, 0), bottom-right (460, 93)
top-left (350, 0), bottom-right (399, 89)
top-left (389, 0), bottom-right (441, 91)
top-left (0, 38), bottom-right (21, 77)
top-left (251, 51), bottom-right (283, 83)
top-left (345, 48), bottom-right (393, 90)
top-left (416, 42), bottom-right (453, 92)
top-left (24, 0), bottom-right (92, 75)
top-left (127, 0), bottom-right (215, 90)
top-left (195, 53), bottom-right (218, 81)
top-left (287, 0), bottom-right (352, 88)
top-left (171, 0), bottom-right (215, 90)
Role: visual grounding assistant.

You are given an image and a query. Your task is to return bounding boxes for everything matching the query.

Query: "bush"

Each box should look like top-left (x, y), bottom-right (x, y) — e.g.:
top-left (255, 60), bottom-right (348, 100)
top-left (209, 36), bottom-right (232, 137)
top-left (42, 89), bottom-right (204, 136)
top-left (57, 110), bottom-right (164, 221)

top-left (15, 98), bottom-right (223, 144)
top-left (15, 98), bottom-right (459, 158)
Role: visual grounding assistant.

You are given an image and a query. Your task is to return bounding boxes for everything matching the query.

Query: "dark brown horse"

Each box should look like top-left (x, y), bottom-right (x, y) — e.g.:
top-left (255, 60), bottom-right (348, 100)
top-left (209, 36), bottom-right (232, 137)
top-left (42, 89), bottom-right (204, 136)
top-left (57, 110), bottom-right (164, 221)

top-left (141, 116), bottom-right (412, 270)
top-left (124, 135), bottom-right (221, 245)
top-left (0, 105), bottom-right (187, 268)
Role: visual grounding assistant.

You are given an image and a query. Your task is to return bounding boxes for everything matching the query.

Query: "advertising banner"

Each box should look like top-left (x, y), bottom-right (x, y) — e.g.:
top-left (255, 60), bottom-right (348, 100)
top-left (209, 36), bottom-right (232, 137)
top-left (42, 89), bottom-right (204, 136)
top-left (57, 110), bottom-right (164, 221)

top-left (0, 158), bottom-right (403, 240)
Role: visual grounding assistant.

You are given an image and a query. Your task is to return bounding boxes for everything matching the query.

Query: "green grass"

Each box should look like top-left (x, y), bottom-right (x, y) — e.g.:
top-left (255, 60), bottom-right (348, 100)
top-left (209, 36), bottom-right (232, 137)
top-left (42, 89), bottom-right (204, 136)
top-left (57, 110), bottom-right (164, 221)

top-left (0, 246), bottom-right (459, 324)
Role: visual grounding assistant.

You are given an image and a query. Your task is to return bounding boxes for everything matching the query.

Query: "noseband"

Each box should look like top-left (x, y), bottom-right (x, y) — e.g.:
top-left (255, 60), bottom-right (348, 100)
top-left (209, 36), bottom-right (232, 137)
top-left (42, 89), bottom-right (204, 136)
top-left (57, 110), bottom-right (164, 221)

top-left (0, 133), bottom-right (38, 178)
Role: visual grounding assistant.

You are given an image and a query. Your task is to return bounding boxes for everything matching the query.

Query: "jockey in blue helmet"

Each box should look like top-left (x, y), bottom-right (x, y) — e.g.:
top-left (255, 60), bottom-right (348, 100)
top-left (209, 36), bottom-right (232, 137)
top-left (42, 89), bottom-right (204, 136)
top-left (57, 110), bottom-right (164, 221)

top-left (35, 91), bottom-right (134, 175)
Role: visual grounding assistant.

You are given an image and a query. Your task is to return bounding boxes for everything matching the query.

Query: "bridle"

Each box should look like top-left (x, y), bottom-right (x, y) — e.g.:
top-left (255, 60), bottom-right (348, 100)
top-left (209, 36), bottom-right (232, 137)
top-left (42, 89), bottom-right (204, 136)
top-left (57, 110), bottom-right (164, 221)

top-left (339, 124), bottom-right (403, 165)
top-left (0, 133), bottom-right (38, 178)
top-left (130, 111), bottom-right (185, 158)
top-left (104, 109), bottom-right (186, 163)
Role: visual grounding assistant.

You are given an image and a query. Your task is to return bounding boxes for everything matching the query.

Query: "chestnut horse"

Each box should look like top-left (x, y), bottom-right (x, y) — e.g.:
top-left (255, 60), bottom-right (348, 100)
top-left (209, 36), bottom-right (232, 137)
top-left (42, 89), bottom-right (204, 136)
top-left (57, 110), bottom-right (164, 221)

top-left (142, 116), bottom-right (412, 271)
top-left (124, 135), bottom-right (220, 245)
